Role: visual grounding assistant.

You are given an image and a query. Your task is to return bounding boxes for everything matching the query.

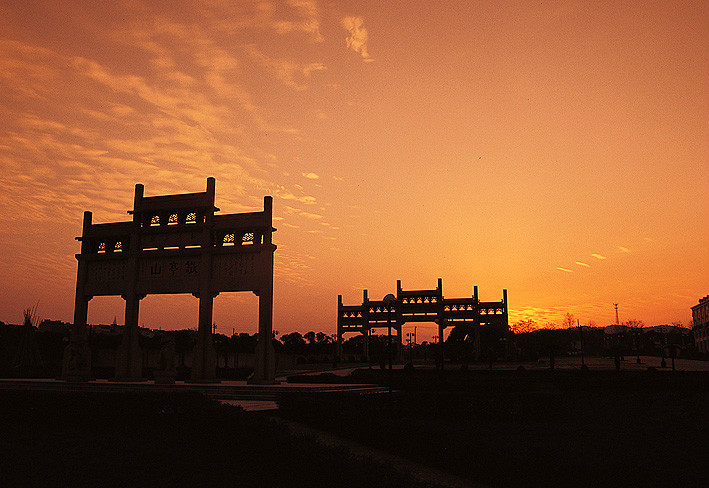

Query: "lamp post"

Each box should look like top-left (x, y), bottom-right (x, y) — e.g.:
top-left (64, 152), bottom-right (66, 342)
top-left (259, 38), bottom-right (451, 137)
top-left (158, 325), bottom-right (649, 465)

top-left (367, 328), bottom-right (372, 369)
top-left (406, 332), bottom-right (412, 362)
top-left (383, 294), bottom-right (396, 393)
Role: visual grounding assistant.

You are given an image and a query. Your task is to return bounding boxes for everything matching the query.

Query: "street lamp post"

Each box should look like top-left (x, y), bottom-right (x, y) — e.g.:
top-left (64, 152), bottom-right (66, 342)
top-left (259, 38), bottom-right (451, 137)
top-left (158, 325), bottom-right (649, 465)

top-left (406, 332), bottom-right (411, 362)
top-left (367, 328), bottom-right (372, 369)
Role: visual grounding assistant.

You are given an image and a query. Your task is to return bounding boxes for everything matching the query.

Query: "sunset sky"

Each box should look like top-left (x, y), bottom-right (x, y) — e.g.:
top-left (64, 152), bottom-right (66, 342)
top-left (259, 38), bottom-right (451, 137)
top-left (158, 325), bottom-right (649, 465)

top-left (1, 0), bottom-right (707, 340)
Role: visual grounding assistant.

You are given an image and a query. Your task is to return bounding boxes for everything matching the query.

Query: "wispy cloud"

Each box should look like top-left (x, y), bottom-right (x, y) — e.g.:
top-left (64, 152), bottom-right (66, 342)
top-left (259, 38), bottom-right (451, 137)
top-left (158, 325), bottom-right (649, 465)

top-left (575, 262), bottom-right (590, 267)
top-left (257, 0), bottom-right (324, 41)
top-left (557, 267), bottom-right (573, 273)
top-left (283, 206), bottom-right (322, 219)
top-left (302, 172), bottom-right (320, 179)
top-left (200, 0), bottom-right (323, 43)
top-left (300, 212), bottom-right (323, 220)
top-left (279, 192), bottom-right (317, 204)
top-left (342, 16), bottom-right (373, 62)
top-left (244, 44), bottom-right (325, 91)
top-left (618, 246), bottom-right (631, 253)
top-left (591, 253), bottom-right (606, 260)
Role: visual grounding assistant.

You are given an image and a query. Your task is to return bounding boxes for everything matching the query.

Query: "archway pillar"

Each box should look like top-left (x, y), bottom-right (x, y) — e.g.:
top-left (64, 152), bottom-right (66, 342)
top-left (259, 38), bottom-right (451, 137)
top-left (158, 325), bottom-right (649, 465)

top-left (249, 276), bottom-right (276, 384)
top-left (191, 291), bottom-right (219, 383)
top-left (62, 211), bottom-right (93, 382)
top-left (114, 293), bottom-right (146, 381)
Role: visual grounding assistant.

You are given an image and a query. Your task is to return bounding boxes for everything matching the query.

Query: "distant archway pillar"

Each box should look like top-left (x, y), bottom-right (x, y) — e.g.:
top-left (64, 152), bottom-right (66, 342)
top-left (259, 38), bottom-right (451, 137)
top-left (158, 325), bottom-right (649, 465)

top-left (362, 330), bottom-right (369, 362)
top-left (438, 319), bottom-right (445, 369)
top-left (396, 323), bottom-right (403, 361)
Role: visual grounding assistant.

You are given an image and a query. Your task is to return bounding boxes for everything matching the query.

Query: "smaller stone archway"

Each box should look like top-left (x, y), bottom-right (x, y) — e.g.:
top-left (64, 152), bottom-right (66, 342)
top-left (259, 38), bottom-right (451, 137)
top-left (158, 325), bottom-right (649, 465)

top-left (337, 279), bottom-right (508, 363)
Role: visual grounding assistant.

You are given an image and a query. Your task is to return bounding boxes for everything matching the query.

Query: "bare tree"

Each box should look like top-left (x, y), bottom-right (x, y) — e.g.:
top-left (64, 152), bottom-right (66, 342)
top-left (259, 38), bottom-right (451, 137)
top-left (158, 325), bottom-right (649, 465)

top-left (624, 319), bottom-right (645, 363)
top-left (23, 302), bottom-right (40, 328)
top-left (624, 319), bottom-right (644, 329)
top-left (671, 320), bottom-right (691, 329)
top-left (562, 313), bottom-right (575, 329)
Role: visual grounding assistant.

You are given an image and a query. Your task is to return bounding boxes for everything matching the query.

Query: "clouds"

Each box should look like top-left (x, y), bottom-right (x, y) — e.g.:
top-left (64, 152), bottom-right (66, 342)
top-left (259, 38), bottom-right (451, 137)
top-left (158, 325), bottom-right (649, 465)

top-left (0, 1), bottom-right (341, 221)
top-left (342, 16), bottom-right (373, 62)
top-left (0, 2), bottom-right (348, 320)
top-left (557, 245), bottom-right (634, 274)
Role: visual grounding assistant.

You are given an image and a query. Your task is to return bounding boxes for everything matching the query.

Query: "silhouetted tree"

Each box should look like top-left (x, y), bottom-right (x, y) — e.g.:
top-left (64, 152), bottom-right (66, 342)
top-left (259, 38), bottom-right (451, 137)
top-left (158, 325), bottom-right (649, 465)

top-left (511, 319), bottom-right (537, 334)
top-left (315, 332), bottom-right (331, 344)
top-left (280, 332), bottom-right (306, 354)
top-left (304, 331), bottom-right (316, 345)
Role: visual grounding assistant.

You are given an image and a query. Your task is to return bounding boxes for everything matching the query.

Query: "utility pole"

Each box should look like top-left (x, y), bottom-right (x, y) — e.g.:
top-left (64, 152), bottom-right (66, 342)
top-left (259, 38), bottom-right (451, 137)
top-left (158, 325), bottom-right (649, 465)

top-left (578, 319), bottom-right (585, 368)
top-left (614, 304), bottom-right (619, 325)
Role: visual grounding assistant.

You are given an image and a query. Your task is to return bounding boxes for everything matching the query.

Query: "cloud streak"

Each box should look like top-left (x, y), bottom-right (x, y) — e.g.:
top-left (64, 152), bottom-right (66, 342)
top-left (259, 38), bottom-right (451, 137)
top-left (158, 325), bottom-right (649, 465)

top-left (342, 16), bottom-right (373, 62)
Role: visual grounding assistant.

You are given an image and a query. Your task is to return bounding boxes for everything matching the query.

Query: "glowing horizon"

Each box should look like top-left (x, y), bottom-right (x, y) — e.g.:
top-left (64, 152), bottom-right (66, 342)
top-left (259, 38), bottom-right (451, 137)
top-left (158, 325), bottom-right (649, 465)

top-left (1, 1), bottom-right (707, 342)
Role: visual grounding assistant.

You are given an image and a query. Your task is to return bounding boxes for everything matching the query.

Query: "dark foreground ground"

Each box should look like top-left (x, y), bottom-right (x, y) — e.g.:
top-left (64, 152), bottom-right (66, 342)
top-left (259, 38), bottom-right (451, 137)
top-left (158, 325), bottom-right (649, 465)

top-left (280, 368), bottom-right (709, 488)
top-left (1, 368), bottom-right (707, 488)
top-left (0, 389), bottom-right (436, 488)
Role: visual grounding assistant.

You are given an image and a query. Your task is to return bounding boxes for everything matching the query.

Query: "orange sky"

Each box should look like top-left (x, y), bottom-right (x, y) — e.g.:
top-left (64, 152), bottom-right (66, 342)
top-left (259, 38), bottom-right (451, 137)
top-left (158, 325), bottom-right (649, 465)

top-left (1, 0), bottom-right (707, 341)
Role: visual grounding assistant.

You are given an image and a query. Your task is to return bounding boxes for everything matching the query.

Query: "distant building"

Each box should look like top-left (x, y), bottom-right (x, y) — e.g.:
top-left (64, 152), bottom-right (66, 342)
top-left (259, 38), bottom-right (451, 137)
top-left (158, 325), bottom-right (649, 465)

top-left (37, 319), bottom-right (71, 334)
top-left (691, 295), bottom-right (709, 353)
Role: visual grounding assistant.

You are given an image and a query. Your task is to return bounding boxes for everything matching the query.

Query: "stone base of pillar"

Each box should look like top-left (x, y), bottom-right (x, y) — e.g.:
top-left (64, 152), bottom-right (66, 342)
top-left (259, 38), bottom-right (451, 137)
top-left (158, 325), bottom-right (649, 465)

top-left (61, 339), bottom-right (92, 382)
top-left (153, 370), bottom-right (176, 384)
top-left (113, 324), bottom-right (144, 381)
top-left (248, 338), bottom-right (278, 384)
top-left (153, 339), bottom-right (177, 384)
top-left (190, 331), bottom-right (219, 383)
